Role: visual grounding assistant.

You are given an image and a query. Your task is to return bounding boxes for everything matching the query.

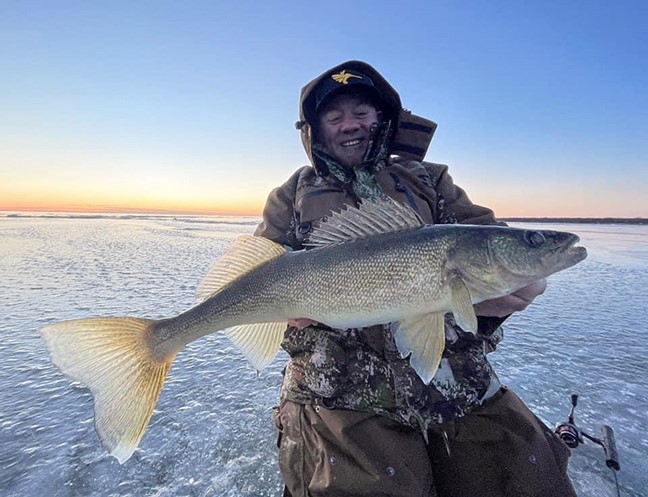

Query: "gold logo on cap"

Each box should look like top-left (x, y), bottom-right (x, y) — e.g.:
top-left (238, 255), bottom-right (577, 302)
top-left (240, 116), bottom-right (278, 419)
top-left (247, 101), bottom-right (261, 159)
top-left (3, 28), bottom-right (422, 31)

top-left (331, 70), bottom-right (362, 85)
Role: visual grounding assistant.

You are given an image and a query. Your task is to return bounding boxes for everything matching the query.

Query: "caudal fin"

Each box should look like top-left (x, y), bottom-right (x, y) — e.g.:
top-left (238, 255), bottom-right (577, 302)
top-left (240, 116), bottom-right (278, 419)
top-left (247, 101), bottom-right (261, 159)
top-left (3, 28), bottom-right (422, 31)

top-left (41, 317), bottom-right (173, 463)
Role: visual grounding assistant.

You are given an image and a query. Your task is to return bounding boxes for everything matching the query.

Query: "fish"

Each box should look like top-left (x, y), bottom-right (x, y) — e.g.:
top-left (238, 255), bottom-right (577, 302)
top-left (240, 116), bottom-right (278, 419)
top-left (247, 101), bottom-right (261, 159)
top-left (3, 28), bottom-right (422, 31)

top-left (40, 199), bottom-right (587, 463)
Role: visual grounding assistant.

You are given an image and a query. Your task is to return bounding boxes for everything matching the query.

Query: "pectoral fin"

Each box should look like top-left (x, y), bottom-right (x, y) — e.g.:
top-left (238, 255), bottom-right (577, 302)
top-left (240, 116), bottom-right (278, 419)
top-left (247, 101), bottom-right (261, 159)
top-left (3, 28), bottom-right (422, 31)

top-left (449, 276), bottom-right (478, 333)
top-left (225, 322), bottom-right (287, 371)
top-left (391, 313), bottom-right (446, 384)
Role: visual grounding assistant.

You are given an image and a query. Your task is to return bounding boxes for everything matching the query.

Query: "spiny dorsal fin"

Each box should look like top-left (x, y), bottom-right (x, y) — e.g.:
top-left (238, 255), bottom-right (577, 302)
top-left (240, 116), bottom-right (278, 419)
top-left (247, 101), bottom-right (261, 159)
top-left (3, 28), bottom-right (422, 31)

top-left (196, 235), bottom-right (287, 302)
top-left (306, 198), bottom-right (424, 248)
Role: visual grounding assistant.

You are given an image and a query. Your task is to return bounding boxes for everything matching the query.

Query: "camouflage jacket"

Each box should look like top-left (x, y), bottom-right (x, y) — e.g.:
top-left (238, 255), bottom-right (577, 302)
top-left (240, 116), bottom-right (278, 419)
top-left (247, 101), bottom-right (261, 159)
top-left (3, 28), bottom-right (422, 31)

top-left (255, 157), bottom-right (507, 430)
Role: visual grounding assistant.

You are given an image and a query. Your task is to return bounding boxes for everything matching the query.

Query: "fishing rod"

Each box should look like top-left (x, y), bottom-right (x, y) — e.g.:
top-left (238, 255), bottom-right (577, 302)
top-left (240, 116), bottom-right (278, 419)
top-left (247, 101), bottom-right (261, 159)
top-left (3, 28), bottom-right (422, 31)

top-left (555, 393), bottom-right (622, 497)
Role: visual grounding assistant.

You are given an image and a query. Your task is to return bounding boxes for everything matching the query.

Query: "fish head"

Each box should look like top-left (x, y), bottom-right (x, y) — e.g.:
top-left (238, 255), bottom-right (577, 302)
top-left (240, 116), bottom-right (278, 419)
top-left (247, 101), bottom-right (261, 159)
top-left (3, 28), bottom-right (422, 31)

top-left (453, 226), bottom-right (587, 299)
top-left (486, 227), bottom-right (587, 290)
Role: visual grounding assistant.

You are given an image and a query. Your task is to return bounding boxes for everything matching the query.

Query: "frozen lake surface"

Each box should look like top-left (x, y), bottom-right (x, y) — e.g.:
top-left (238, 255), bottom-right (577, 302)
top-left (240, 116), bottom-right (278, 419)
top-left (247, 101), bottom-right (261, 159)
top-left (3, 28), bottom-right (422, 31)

top-left (0, 214), bottom-right (646, 496)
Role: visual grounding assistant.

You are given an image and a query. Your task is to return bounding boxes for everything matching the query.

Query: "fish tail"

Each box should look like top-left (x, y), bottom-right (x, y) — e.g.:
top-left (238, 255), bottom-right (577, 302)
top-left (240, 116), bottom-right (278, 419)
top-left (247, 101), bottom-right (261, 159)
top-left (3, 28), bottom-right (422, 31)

top-left (41, 317), bottom-right (173, 464)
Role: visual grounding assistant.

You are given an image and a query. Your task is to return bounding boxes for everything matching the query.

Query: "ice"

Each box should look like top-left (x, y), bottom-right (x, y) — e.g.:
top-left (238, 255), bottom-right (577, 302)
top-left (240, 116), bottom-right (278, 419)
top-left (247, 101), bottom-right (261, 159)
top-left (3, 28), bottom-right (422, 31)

top-left (1, 216), bottom-right (646, 496)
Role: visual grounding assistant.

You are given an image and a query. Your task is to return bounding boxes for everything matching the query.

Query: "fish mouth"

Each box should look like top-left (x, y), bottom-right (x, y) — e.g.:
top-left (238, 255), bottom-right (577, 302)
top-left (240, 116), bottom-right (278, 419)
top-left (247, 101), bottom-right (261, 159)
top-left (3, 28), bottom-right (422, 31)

top-left (566, 234), bottom-right (587, 258)
top-left (548, 233), bottom-right (588, 267)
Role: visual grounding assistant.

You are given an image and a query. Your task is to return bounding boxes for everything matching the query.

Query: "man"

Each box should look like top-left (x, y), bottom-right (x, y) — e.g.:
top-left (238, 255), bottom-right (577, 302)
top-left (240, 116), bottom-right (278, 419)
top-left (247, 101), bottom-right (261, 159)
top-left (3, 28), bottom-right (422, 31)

top-left (255, 61), bottom-right (576, 497)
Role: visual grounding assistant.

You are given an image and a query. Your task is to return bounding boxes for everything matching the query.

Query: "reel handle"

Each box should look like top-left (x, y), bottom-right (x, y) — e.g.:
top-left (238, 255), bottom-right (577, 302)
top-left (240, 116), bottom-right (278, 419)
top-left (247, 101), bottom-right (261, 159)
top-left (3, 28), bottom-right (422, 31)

top-left (568, 393), bottom-right (578, 424)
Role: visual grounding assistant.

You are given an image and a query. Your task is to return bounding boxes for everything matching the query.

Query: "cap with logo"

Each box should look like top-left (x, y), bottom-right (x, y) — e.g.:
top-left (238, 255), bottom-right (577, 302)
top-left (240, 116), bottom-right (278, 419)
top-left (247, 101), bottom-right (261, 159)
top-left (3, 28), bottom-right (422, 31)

top-left (313, 69), bottom-right (380, 113)
top-left (313, 68), bottom-right (382, 116)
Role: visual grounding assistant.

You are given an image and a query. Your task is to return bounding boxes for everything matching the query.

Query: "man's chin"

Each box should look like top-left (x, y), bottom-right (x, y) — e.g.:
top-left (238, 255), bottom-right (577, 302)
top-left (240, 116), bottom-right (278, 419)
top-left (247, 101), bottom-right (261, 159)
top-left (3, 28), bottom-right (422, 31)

top-left (334, 151), bottom-right (366, 168)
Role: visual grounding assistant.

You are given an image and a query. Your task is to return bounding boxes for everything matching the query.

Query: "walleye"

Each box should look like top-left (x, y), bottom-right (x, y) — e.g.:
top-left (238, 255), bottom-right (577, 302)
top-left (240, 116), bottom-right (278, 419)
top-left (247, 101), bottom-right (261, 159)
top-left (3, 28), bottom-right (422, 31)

top-left (41, 199), bottom-right (587, 463)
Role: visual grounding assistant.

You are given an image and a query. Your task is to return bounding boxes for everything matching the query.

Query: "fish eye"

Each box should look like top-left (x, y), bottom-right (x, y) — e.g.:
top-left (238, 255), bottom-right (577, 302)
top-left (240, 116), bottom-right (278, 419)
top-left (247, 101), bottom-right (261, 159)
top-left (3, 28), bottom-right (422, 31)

top-left (524, 231), bottom-right (546, 248)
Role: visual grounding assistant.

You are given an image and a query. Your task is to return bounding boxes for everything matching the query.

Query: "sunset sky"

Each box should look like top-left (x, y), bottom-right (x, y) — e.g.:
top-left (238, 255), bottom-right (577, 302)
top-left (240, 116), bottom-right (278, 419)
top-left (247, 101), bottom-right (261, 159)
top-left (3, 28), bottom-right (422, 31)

top-left (1, 1), bottom-right (646, 217)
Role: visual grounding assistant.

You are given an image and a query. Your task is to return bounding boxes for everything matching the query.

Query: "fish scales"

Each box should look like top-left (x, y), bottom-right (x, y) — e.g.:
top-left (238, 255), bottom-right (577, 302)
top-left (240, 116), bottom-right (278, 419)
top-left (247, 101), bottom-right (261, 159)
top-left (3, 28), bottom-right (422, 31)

top-left (161, 227), bottom-right (453, 354)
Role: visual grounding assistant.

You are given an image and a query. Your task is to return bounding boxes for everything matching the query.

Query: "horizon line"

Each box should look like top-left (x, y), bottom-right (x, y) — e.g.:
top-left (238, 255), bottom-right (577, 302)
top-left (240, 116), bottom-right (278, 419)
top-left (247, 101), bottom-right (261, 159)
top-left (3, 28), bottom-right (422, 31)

top-left (2, 207), bottom-right (646, 223)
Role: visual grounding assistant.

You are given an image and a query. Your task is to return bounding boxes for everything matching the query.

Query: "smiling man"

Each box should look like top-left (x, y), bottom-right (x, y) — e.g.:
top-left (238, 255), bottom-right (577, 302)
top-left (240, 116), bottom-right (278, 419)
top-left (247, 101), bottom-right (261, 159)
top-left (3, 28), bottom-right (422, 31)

top-left (317, 92), bottom-right (380, 167)
top-left (314, 70), bottom-right (383, 168)
top-left (255, 61), bottom-right (576, 497)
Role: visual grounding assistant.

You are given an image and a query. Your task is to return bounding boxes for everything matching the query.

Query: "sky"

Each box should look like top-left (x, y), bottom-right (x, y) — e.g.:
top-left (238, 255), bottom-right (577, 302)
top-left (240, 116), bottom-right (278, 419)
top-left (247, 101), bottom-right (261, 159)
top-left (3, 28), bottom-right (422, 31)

top-left (1, 1), bottom-right (646, 217)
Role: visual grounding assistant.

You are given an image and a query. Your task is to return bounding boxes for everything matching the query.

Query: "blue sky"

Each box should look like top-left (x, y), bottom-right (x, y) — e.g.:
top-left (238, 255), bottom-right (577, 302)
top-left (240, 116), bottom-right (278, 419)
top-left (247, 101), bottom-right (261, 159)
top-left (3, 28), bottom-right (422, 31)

top-left (1, 0), bottom-right (646, 216)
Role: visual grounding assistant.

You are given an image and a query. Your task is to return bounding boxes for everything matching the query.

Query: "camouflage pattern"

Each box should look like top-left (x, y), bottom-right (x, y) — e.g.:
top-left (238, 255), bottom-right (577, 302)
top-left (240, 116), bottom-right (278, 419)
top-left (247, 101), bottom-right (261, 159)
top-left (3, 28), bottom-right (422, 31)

top-left (281, 320), bottom-right (503, 431)
top-left (255, 152), bottom-right (507, 431)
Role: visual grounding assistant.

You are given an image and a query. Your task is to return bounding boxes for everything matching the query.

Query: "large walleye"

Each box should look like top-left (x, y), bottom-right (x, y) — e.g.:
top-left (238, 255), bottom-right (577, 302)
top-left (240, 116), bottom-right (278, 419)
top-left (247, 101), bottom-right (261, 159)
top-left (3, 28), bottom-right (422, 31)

top-left (41, 199), bottom-right (586, 463)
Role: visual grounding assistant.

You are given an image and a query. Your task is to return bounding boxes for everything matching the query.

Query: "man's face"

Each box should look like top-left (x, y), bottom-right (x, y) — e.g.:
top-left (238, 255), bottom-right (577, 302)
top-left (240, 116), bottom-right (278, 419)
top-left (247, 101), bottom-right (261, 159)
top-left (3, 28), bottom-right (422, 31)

top-left (316, 93), bottom-right (381, 168)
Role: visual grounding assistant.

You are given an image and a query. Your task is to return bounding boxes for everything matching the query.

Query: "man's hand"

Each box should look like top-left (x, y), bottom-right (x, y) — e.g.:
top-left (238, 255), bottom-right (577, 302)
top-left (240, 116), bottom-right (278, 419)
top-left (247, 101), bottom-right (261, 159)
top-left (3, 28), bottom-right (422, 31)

top-left (473, 279), bottom-right (547, 318)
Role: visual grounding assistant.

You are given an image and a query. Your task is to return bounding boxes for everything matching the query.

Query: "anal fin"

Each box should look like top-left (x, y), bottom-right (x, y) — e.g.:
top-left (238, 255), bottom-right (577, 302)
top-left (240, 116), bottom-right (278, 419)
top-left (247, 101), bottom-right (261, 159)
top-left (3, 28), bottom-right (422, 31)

top-left (225, 322), bottom-right (286, 371)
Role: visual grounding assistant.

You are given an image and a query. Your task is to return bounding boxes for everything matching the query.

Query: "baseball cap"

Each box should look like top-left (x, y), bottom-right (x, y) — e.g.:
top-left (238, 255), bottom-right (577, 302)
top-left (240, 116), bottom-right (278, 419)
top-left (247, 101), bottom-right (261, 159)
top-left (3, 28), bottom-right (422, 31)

top-left (313, 68), bottom-right (382, 114)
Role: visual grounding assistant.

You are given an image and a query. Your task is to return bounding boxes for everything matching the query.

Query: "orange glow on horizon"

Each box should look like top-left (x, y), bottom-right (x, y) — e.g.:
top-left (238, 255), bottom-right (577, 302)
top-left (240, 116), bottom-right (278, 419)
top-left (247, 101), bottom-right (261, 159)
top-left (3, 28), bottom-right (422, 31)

top-left (0, 198), bottom-right (265, 217)
top-left (2, 184), bottom-right (645, 219)
top-left (0, 176), bottom-right (269, 216)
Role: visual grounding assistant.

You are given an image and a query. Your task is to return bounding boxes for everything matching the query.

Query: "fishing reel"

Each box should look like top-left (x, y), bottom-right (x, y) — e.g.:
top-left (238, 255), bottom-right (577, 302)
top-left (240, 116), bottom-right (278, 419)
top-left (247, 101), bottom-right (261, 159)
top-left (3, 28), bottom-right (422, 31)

top-left (555, 393), bottom-right (621, 495)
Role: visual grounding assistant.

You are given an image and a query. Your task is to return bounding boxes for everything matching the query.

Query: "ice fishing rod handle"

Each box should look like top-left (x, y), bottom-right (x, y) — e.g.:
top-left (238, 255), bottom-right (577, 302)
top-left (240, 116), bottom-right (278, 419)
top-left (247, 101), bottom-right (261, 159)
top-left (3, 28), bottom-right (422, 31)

top-left (601, 424), bottom-right (620, 471)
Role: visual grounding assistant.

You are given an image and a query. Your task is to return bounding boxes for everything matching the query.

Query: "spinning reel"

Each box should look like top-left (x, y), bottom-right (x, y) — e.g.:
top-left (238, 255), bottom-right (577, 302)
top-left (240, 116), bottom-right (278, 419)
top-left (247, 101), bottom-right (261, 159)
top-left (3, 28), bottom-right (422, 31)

top-left (555, 393), bottom-right (621, 496)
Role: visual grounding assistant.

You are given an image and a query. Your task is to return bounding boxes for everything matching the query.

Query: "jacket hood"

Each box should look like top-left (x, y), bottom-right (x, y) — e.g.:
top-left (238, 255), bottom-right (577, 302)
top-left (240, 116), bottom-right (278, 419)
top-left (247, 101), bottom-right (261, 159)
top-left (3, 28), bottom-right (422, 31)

top-left (296, 61), bottom-right (403, 175)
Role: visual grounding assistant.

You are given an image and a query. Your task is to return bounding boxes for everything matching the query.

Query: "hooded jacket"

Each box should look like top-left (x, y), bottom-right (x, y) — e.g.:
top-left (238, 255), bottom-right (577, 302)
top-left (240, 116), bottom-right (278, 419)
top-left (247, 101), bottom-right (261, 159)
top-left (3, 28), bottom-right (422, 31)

top-left (255, 61), bottom-right (505, 430)
top-left (296, 60), bottom-right (437, 178)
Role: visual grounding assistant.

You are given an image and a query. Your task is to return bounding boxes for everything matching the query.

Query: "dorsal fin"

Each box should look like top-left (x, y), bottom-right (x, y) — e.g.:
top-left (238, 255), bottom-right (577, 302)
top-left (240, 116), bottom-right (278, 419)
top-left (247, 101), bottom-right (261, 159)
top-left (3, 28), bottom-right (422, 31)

top-left (306, 198), bottom-right (424, 248)
top-left (196, 235), bottom-right (287, 302)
